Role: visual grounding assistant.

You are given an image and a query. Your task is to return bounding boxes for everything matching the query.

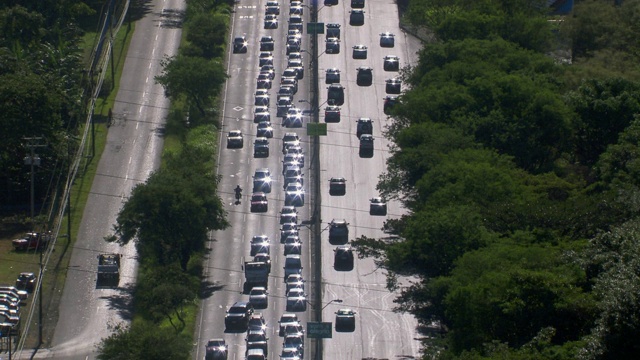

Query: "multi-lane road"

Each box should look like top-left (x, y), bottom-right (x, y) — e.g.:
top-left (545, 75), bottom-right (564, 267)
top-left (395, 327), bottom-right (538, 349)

top-left (317, 1), bottom-right (422, 358)
top-left (194, 0), bottom-right (422, 359)
top-left (16, 0), bottom-right (422, 359)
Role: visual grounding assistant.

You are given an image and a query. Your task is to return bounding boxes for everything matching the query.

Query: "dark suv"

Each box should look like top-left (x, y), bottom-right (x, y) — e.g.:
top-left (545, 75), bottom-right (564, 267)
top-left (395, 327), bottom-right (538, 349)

top-left (328, 219), bottom-right (349, 244)
top-left (225, 301), bottom-right (254, 330)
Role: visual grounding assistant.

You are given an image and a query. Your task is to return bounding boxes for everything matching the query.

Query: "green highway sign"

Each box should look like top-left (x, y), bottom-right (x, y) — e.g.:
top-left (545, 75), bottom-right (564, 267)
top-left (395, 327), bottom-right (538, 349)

top-left (307, 123), bottom-right (327, 136)
top-left (307, 22), bottom-right (325, 34)
top-left (307, 322), bottom-right (332, 338)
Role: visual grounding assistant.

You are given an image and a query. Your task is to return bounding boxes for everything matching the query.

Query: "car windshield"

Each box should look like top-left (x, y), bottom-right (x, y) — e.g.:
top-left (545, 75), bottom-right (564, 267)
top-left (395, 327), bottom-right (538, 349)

top-left (229, 306), bottom-right (246, 314)
top-left (247, 333), bottom-right (265, 342)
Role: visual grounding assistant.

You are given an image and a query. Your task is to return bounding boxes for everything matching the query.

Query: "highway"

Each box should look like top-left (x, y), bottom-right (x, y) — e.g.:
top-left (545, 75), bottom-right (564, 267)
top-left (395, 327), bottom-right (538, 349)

top-left (192, 0), bottom-right (315, 359)
top-left (33, 0), bottom-right (185, 358)
top-left (317, 0), bottom-right (422, 359)
top-left (195, 0), bottom-right (423, 360)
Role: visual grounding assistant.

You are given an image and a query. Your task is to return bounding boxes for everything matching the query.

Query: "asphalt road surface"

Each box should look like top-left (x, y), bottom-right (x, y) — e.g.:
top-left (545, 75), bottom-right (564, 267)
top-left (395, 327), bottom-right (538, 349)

top-left (19, 1), bottom-right (185, 359)
top-left (194, 1), bottom-right (423, 360)
top-left (317, 0), bottom-right (423, 359)
top-left (192, 1), bottom-right (316, 359)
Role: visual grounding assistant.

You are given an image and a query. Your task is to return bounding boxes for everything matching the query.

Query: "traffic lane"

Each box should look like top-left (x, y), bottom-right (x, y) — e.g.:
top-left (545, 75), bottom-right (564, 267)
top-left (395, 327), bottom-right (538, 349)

top-left (317, 0), bottom-right (420, 359)
top-left (194, 0), bottom-right (315, 358)
top-left (49, 0), bottom-right (184, 358)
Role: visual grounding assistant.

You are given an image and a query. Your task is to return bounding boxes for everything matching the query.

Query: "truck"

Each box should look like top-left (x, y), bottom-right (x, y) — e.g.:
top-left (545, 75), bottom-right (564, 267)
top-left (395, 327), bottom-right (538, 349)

top-left (12, 231), bottom-right (52, 251)
top-left (97, 253), bottom-right (121, 287)
top-left (243, 258), bottom-right (269, 292)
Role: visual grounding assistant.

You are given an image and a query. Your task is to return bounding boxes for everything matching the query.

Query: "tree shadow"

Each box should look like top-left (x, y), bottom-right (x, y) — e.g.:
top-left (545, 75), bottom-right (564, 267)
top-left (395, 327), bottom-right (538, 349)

top-left (200, 280), bottom-right (225, 299)
top-left (128, 0), bottom-right (154, 22)
top-left (100, 283), bottom-right (135, 321)
top-left (154, 8), bottom-right (186, 29)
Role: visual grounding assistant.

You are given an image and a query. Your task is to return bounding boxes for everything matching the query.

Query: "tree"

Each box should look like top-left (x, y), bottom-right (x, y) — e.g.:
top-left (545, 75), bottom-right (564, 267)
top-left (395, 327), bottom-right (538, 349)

top-left (434, 240), bottom-right (593, 354)
top-left (578, 217), bottom-right (640, 360)
top-left (566, 77), bottom-right (640, 166)
top-left (112, 164), bottom-right (228, 271)
top-left (97, 322), bottom-right (191, 360)
top-left (185, 12), bottom-right (228, 59)
top-left (155, 55), bottom-right (227, 118)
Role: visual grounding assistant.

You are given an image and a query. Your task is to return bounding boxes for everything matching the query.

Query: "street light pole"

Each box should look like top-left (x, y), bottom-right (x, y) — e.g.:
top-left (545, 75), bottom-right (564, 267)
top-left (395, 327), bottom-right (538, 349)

top-left (23, 136), bottom-right (45, 347)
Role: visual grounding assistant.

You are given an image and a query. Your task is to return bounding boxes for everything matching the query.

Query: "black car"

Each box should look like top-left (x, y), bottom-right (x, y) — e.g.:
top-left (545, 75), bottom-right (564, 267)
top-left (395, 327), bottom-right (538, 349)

top-left (324, 0), bottom-right (338, 5)
top-left (334, 245), bottom-right (354, 270)
top-left (383, 95), bottom-right (398, 115)
top-left (16, 272), bottom-right (36, 292)
top-left (256, 121), bottom-right (274, 138)
top-left (328, 219), bottom-right (349, 244)
top-left (260, 36), bottom-right (275, 51)
top-left (349, 9), bottom-right (365, 26)
top-left (324, 105), bottom-right (341, 123)
top-left (359, 134), bottom-right (374, 157)
top-left (326, 37), bottom-right (340, 54)
top-left (370, 197), bottom-right (388, 215)
top-left (329, 177), bottom-right (346, 196)
top-left (380, 32), bottom-right (395, 47)
top-left (233, 36), bottom-right (247, 53)
top-left (205, 338), bottom-right (228, 360)
top-left (250, 235), bottom-right (270, 256)
top-left (356, 118), bottom-right (373, 139)
top-left (335, 308), bottom-right (357, 332)
top-left (384, 55), bottom-right (400, 71)
top-left (325, 68), bottom-right (341, 84)
top-left (327, 84), bottom-right (345, 105)
top-left (386, 78), bottom-right (402, 94)
top-left (357, 67), bottom-right (373, 86)
top-left (254, 137), bottom-right (269, 158)
top-left (224, 301), bottom-right (254, 330)
top-left (352, 44), bottom-right (368, 59)
top-left (326, 23), bottom-right (341, 38)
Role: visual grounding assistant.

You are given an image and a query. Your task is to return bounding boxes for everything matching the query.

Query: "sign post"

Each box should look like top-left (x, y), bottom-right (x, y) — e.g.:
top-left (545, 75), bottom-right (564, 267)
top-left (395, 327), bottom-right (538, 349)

top-left (307, 321), bottom-right (333, 338)
top-left (306, 22), bottom-right (325, 35)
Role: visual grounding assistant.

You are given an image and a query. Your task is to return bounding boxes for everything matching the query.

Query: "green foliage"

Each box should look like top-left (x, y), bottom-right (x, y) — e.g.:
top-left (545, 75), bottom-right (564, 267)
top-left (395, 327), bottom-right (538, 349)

top-left (566, 78), bottom-right (640, 166)
top-left (96, 321), bottom-right (191, 360)
top-left (433, 240), bottom-right (593, 353)
top-left (578, 218), bottom-right (640, 359)
top-left (155, 55), bottom-right (228, 119)
top-left (185, 12), bottom-right (228, 59)
top-left (596, 117), bottom-right (640, 189)
top-left (112, 125), bottom-right (228, 271)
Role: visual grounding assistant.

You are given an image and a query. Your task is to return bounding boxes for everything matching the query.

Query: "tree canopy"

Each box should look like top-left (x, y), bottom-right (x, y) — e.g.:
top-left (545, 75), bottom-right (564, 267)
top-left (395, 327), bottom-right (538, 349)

top-left (355, 0), bottom-right (640, 359)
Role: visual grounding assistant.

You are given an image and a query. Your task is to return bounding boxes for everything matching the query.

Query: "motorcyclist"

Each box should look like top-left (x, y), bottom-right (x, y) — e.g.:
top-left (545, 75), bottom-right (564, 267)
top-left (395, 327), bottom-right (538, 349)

top-left (234, 185), bottom-right (242, 199)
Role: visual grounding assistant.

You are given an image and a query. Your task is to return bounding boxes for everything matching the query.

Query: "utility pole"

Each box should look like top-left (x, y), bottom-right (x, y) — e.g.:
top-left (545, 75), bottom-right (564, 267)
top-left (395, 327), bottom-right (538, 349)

top-left (23, 136), bottom-right (46, 347)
